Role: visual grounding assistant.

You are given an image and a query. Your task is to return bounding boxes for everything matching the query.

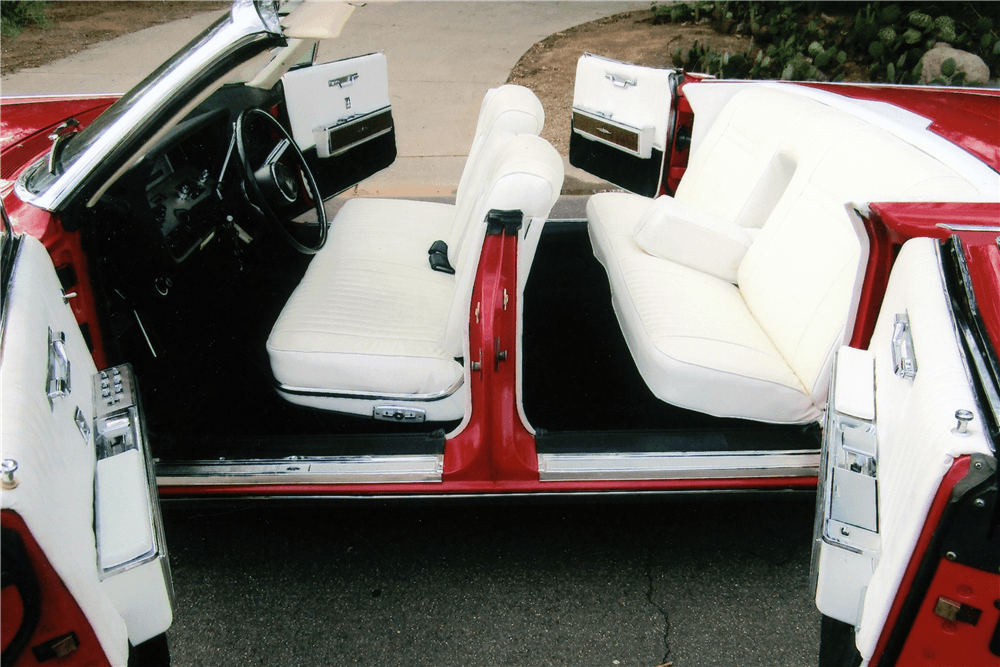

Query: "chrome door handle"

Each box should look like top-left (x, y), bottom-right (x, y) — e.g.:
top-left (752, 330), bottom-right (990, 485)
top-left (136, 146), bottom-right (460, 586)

top-left (47, 328), bottom-right (71, 404)
top-left (891, 313), bottom-right (917, 380)
top-left (328, 73), bottom-right (358, 88)
top-left (605, 73), bottom-right (636, 88)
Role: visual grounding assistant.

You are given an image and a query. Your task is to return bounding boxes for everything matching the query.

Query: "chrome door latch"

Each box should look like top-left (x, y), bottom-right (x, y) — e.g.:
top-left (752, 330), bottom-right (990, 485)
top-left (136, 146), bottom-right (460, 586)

top-left (891, 313), bottom-right (917, 380)
top-left (47, 328), bottom-right (71, 407)
top-left (74, 406), bottom-right (91, 444)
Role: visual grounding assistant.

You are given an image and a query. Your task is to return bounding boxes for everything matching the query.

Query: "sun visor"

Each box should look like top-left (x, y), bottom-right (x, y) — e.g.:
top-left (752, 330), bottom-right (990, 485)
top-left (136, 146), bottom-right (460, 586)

top-left (282, 1), bottom-right (355, 40)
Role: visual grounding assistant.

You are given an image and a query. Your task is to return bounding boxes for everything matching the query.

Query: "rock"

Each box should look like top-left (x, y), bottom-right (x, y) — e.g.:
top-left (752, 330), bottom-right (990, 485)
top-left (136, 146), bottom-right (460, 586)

top-left (919, 43), bottom-right (990, 84)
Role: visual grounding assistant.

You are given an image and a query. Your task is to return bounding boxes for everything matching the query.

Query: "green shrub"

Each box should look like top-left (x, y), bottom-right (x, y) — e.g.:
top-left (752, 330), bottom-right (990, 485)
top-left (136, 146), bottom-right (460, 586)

top-left (650, 1), bottom-right (999, 85)
top-left (1, 1), bottom-right (49, 39)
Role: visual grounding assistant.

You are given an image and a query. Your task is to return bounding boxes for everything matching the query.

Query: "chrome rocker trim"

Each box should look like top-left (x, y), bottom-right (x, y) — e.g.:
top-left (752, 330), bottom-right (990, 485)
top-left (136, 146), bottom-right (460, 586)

top-left (157, 454), bottom-right (445, 486)
top-left (537, 450), bottom-right (820, 482)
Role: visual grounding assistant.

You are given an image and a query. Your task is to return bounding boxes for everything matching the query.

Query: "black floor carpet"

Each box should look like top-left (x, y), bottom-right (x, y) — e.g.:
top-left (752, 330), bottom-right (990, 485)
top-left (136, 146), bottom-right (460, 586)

top-left (521, 221), bottom-right (819, 451)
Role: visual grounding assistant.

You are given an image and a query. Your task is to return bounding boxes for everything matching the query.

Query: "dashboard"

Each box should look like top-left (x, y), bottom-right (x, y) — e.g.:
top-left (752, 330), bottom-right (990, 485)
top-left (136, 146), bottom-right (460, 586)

top-left (143, 109), bottom-right (234, 263)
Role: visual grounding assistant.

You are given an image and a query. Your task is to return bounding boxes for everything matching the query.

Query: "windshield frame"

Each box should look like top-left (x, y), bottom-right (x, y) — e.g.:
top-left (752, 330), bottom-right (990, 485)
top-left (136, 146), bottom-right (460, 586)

top-left (14, 0), bottom-right (284, 213)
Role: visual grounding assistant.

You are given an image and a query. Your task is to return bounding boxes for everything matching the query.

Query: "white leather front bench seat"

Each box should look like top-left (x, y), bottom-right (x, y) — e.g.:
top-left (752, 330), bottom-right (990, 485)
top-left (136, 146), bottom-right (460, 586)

top-left (588, 85), bottom-right (990, 424)
top-left (267, 131), bottom-right (564, 420)
top-left (324, 84), bottom-right (545, 261)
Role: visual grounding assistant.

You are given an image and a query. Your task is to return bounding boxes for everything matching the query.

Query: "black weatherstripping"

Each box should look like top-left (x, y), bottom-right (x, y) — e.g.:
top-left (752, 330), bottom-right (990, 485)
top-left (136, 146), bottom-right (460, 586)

top-left (569, 129), bottom-right (663, 198)
top-left (1, 527), bottom-right (43, 667)
top-left (536, 425), bottom-right (821, 455)
top-left (300, 126), bottom-right (396, 200)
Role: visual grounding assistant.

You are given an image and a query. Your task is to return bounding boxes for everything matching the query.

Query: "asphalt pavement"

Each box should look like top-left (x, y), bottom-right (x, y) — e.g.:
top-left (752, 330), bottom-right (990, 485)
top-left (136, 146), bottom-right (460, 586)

top-left (162, 496), bottom-right (820, 667)
top-left (4, 3), bottom-right (823, 665)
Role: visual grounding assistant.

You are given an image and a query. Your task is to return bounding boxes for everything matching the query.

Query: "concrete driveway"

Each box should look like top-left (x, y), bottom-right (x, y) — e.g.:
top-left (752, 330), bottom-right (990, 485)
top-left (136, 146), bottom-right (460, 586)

top-left (1, 1), bottom-right (645, 194)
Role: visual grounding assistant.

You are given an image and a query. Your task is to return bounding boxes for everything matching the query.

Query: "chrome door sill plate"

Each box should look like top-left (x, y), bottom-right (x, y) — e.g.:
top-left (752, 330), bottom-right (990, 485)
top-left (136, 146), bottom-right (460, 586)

top-left (537, 450), bottom-right (820, 482)
top-left (157, 455), bottom-right (444, 486)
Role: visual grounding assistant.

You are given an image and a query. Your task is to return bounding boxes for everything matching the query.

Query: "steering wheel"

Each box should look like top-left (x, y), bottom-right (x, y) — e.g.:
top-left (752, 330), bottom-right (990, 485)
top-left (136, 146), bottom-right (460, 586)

top-left (235, 108), bottom-right (327, 254)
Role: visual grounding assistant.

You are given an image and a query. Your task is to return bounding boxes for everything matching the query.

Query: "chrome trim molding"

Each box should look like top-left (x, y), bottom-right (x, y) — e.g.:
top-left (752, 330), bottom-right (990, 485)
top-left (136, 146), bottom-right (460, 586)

top-left (276, 376), bottom-right (464, 402)
top-left (15, 0), bottom-right (279, 212)
top-left (157, 454), bottom-right (445, 486)
top-left (936, 223), bottom-right (1000, 233)
top-left (536, 450), bottom-right (820, 482)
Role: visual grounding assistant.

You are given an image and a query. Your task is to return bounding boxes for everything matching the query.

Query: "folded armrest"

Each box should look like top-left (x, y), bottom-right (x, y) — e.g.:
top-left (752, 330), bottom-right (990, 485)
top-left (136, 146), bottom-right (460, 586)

top-left (634, 196), bottom-right (753, 283)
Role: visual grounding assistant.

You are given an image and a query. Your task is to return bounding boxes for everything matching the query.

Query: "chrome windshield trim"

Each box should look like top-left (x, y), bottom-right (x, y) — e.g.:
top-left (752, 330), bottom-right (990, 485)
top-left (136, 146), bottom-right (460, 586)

top-left (276, 376), bottom-right (465, 402)
top-left (15, 0), bottom-right (281, 212)
top-left (537, 450), bottom-right (820, 482)
top-left (157, 454), bottom-right (445, 486)
top-left (0, 208), bottom-right (23, 358)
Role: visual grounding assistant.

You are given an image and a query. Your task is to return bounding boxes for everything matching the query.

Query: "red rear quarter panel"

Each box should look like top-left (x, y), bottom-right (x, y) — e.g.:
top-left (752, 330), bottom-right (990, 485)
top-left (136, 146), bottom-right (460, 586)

top-left (1, 96), bottom-right (118, 180)
top-left (798, 83), bottom-right (1000, 172)
top-left (1, 95), bottom-right (118, 368)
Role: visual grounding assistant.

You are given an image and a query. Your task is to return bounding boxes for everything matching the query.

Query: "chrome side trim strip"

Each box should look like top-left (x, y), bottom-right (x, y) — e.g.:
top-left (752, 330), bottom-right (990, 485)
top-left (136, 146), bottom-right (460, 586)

top-left (276, 376), bottom-right (464, 402)
top-left (936, 224), bottom-right (1000, 233)
top-left (156, 455), bottom-right (444, 486)
top-left (537, 450), bottom-right (820, 482)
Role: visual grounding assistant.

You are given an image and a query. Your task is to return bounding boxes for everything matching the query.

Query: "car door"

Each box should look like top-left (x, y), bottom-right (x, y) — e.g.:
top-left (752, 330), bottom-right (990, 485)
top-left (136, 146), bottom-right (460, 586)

top-left (569, 53), bottom-right (679, 197)
top-left (281, 52), bottom-right (396, 199)
top-left (811, 237), bottom-right (999, 666)
top-left (1, 213), bottom-right (173, 666)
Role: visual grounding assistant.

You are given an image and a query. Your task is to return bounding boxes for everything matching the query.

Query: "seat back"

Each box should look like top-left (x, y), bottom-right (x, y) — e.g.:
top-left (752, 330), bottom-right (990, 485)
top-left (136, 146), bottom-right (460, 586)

top-left (454, 85), bottom-right (545, 214)
top-left (676, 87), bottom-right (824, 229)
top-left (737, 105), bottom-right (985, 409)
top-left (444, 134), bottom-right (564, 355)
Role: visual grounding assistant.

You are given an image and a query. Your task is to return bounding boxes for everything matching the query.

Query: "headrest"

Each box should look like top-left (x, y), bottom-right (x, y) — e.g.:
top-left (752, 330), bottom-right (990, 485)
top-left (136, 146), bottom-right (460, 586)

top-left (476, 85), bottom-right (545, 139)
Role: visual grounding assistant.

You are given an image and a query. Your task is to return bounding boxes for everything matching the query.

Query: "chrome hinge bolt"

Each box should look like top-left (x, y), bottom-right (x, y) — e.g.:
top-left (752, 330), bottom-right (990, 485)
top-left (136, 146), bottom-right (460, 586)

top-left (952, 410), bottom-right (974, 436)
top-left (1, 459), bottom-right (19, 490)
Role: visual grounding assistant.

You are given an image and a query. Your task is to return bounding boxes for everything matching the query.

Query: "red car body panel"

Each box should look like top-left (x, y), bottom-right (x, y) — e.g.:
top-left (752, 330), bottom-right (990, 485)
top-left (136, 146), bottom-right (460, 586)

top-left (894, 558), bottom-right (1000, 667)
top-left (0, 511), bottom-right (112, 666)
top-left (853, 202), bottom-right (1000, 352)
top-left (1, 97), bottom-right (118, 187)
top-left (2, 97), bottom-right (119, 369)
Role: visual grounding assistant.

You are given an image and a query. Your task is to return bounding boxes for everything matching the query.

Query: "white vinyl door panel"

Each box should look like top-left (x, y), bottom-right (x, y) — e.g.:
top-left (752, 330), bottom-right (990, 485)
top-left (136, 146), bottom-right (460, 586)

top-left (573, 53), bottom-right (675, 154)
top-left (282, 52), bottom-right (391, 152)
top-left (0, 234), bottom-right (130, 666)
top-left (570, 53), bottom-right (677, 197)
top-left (282, 52), bottom-right (397, 199)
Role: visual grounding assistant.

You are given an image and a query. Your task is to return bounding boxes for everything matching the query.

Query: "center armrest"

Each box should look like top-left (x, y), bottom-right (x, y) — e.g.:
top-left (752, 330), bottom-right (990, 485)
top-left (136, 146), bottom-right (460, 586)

top-left (634, 196), bottom-right (753, 283)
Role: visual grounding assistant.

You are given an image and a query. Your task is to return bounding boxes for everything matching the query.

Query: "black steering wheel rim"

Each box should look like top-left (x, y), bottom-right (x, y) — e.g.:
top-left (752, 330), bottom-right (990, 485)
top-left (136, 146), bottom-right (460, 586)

top-left (235, 108), bottom-right (327, 254)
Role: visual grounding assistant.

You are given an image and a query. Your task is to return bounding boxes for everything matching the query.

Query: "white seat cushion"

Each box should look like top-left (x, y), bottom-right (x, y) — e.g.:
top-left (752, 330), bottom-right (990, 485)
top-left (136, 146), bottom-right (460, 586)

top-left (633, 196), bottom-right (753, 283)
top-left (268, 250), bottom-right (463, 396)
top-left (325, 197), bottom-right (454, 266)
top-left (269, 197), bottom-right (463, 396)
top-left (268, 133), bottom-right (564, 418)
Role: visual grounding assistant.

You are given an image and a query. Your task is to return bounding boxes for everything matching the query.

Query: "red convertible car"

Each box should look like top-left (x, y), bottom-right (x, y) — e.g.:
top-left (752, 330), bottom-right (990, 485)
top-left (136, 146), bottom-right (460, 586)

top-left (1, 1), bottom-right (997, 665)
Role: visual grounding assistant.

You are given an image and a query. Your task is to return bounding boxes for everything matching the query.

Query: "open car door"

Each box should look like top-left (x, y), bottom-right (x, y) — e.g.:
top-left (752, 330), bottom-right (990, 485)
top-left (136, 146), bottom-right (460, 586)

top-left (811, 237), bottom-right (999, 666)
top-left (281, 52), bottom-right (396, 199)
top-left (1, 214), bottom-right (173, 666)
top-left (569, 53), bottom-right (679, 197)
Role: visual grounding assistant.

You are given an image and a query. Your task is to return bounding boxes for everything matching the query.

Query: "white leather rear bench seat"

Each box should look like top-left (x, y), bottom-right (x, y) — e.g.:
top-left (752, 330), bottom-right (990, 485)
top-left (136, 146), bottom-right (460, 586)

top-left (268, 133), bottom-right (564, 419)
top-left (588, 85), bottom-right (990, 424)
